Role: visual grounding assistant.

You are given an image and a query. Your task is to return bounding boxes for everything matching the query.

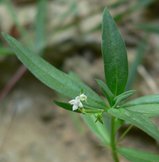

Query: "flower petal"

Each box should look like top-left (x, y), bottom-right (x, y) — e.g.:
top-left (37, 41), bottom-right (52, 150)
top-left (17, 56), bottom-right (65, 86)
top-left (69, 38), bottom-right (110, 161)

top-left (79, 101), bottom-right (83, 108)
top-left (79, 94), bottom-right (87, 101)
top-left (69, 99), bottom-right (75, 105)
top-left (72, 104), bottom-right (78, 111)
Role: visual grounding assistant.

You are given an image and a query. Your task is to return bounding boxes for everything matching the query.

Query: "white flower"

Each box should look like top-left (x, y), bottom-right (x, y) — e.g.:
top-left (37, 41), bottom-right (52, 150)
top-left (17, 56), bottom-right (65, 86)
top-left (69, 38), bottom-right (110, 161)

top-left (69, 94), bottom-right (87, 111)
top-left (79, 93), bottom-right (87, 101)
top-left (69, 96), bottom-right (83, 111)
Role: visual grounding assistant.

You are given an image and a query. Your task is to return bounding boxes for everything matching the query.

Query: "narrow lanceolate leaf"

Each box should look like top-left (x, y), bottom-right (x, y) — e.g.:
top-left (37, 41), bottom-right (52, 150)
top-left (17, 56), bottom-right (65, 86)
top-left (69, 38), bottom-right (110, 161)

top-left (35, 0), bottom-right (47, 53)
top-left (108, 108), bottom-right (159, 141)
top-left (118, 147), bottom-right (159, 162)
top-left (114, 90), bottom-right (136, 106)
top-left (83, 114), bottom-right (110, 146)
top-left (102, 8), bottom-right (128, 96)
top-left (123, 104), bottom-right (159, 117)
top-left (2, 33), bottom-right (105, 109)
top-left (136, 23), bottom-right (159, 34)
top-left (96, 79), bottom-right (114, 105)
top-left (123, 94), bottom-right (159, 117)
top-left (124, 94), bottom-right (159, 106)
top-left (54, 101), bottom-right (81, 113)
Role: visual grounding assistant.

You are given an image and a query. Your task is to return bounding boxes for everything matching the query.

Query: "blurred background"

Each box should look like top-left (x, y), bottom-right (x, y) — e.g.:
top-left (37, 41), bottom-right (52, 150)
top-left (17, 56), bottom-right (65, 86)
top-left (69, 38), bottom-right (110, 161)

top-left (0, 0), bottom-right (159, 161)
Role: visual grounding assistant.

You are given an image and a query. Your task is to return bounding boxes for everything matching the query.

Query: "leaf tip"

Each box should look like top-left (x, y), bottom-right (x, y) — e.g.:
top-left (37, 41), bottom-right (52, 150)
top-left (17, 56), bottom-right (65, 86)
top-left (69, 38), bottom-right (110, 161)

top-left (103, 7), bottom-right (111, 18)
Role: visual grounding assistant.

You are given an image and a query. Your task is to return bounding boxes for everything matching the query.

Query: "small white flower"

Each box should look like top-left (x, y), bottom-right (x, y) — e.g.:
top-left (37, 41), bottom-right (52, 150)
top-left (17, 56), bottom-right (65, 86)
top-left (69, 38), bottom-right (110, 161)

top-left (69, 93), bottom-right (87, 111)
top-left (69, 96), bottom-right (83, 111)
top-left (79, 93), bottom-right (87, 101)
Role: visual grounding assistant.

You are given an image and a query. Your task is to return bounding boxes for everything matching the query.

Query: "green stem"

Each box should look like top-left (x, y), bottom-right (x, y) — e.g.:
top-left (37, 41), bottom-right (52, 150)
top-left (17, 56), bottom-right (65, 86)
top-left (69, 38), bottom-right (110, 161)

top-left (111, 117), bottom-right (119, 162)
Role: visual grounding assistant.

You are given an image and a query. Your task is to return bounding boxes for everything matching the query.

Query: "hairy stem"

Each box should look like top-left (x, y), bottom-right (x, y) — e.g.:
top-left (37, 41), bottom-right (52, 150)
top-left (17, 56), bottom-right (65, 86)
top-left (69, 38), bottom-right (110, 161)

top-left (111, 117), bottom-right (119, 162)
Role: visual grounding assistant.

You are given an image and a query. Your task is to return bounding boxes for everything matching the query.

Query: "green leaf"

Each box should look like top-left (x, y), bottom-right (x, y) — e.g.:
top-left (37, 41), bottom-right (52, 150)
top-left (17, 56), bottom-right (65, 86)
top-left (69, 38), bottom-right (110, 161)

top-left (118, 147), bottom-right (159, 162)
top-left (114, 90), bottom-right (136, 107)
top-left (54, 101), bottom-right (81, 113)
top-left (102, 8), bottom-right (128, 96)
top-left (2, 33), bottom-right (105, 110)
top-left (35, 0), bottom-right (47, 53)
top-left (136, 23), bottom-right (159, 34)
top-left (83, 114), bottom-right (110, 145)
top-left (123, 94), bottom-right (159, 117)
top-left (108, 108), bottom-right (159, 141)
top-left (124, 104), bottom-right (159, 117)
top-left (124, 94), bottom-right (159, 106)
top-left (96, 79), bottom-right (114, 105)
